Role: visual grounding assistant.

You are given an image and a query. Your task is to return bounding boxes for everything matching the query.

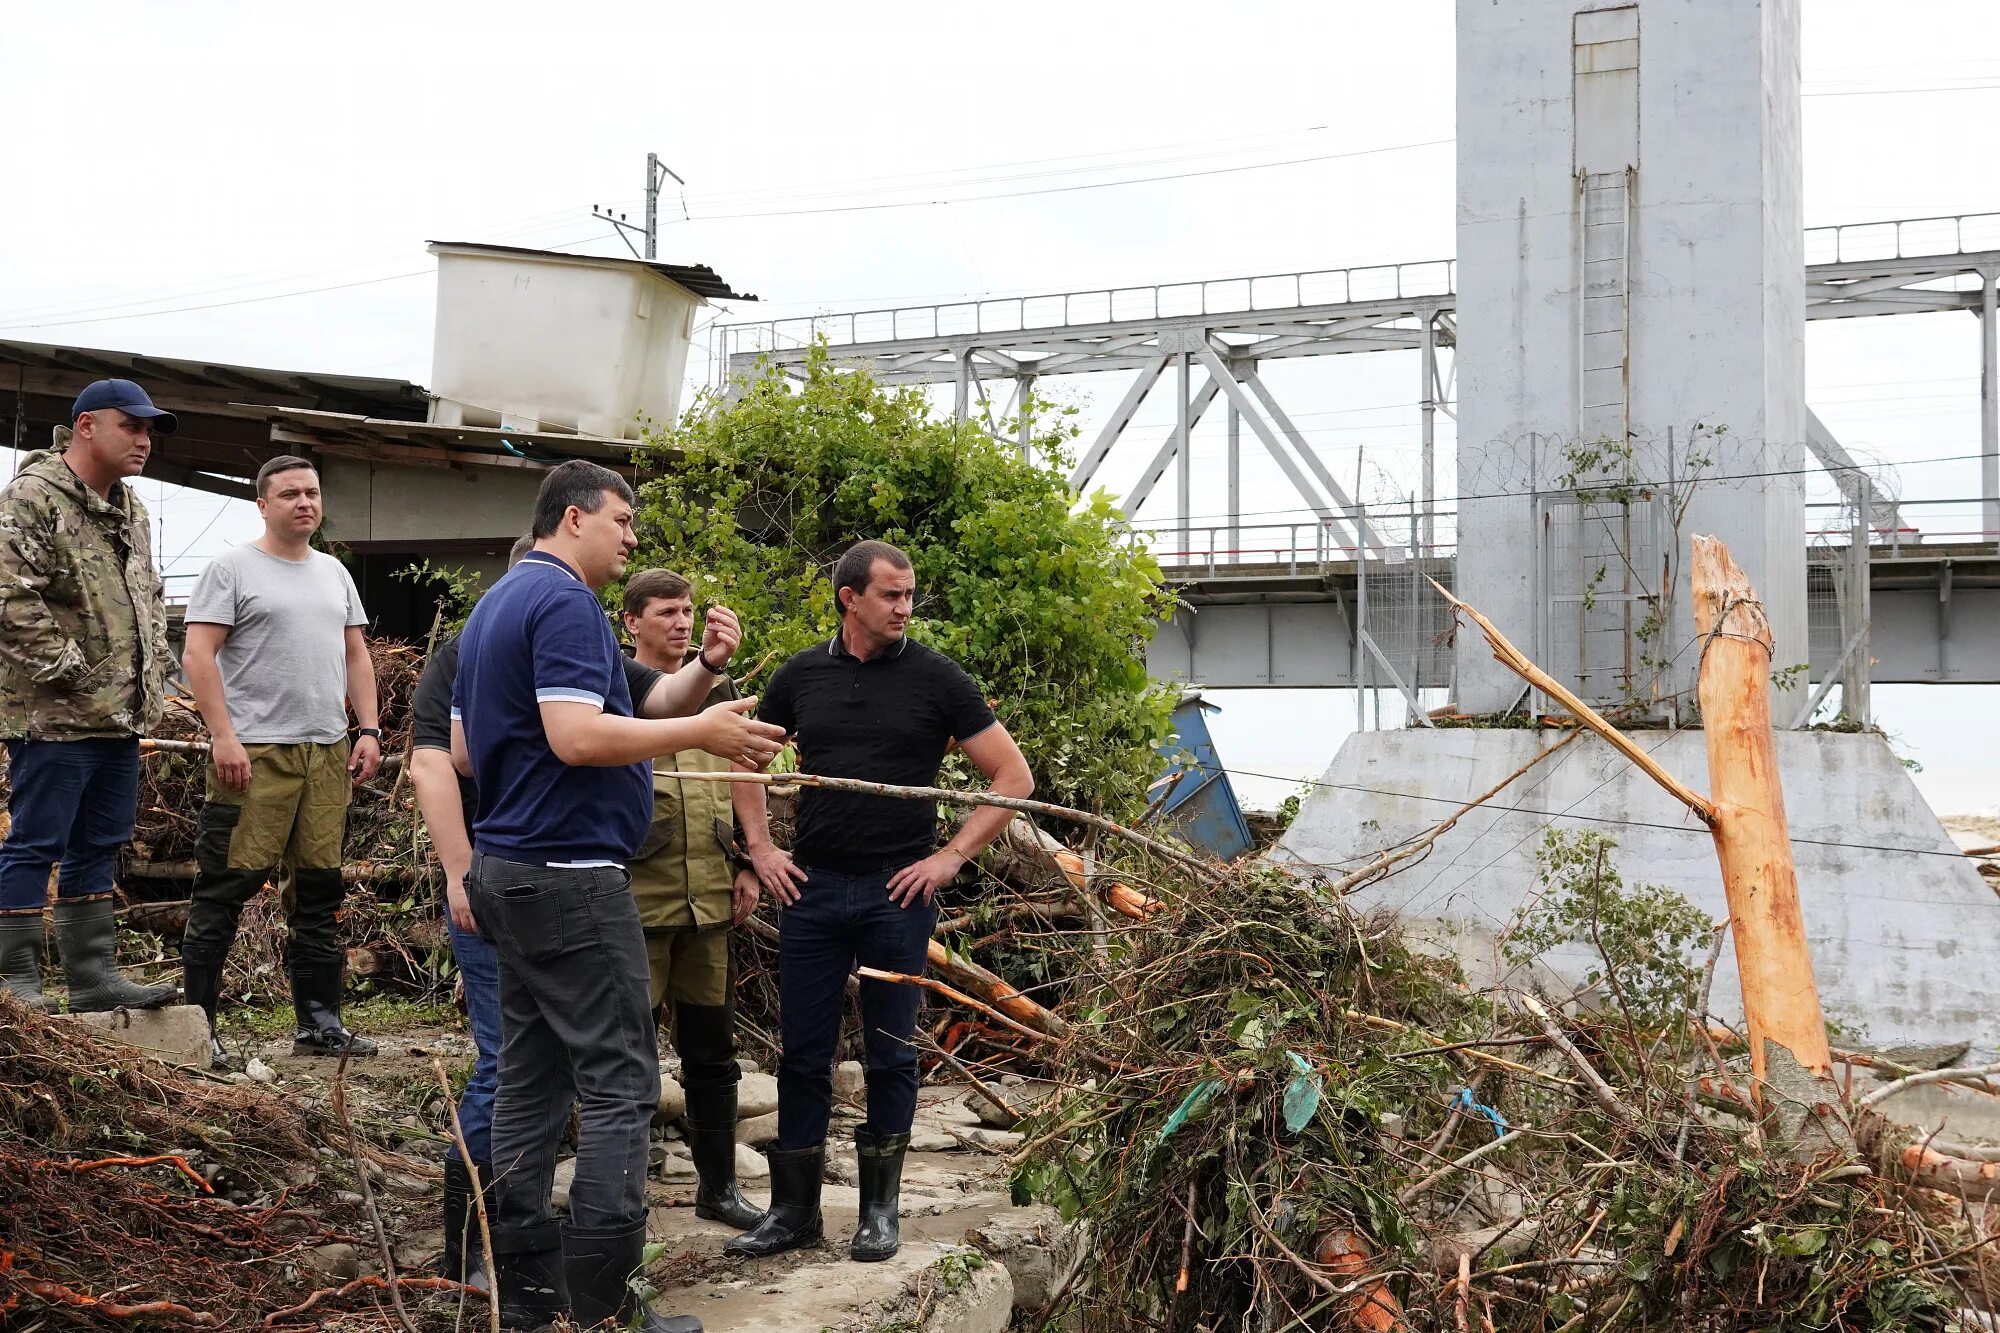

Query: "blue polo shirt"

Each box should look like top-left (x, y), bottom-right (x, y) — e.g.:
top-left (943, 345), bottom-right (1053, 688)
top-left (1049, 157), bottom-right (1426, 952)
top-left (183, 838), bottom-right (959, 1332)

top-left (452, 551), bottom-right (649, 864)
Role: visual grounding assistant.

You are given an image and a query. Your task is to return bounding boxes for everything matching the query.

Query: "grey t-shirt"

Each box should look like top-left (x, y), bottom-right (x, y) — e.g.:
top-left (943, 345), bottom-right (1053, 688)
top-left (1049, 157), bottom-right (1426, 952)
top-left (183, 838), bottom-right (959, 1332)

top-left (186, 544), bottom-right (368, 744)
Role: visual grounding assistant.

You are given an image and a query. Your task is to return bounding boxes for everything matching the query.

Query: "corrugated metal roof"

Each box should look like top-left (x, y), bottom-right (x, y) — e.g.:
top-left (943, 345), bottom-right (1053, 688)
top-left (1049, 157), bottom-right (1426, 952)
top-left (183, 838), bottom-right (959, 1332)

top-left (0, 338), bottom-right (430, 420)
top-left (426, 241), bottom-right (757, 303)
top-left (266, 406), bottom-right (667, 476)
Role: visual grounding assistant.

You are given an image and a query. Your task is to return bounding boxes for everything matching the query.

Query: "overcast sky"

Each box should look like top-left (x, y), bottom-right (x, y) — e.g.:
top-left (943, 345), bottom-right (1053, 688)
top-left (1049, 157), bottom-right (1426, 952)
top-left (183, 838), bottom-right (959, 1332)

top-left (3, 2), bottom-right (1996, 813)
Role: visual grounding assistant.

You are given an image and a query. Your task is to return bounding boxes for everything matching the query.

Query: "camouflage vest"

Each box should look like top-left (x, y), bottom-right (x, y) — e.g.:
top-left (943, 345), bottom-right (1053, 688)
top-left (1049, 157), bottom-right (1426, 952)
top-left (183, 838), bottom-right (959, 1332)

top-left (628, 676), bottom-right (738, 933)
top-left (0, 435), bottom-right (169, 740)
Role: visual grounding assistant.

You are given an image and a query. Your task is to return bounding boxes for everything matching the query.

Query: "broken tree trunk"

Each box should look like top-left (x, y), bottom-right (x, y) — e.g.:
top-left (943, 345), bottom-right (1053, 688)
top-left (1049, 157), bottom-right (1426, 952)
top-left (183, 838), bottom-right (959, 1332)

top-left (924, 939), bottom-right (1071, 1039)
top-left (1689, 535), bottom-right (1838, 1130)
top-left (1314, 1229), bottom-right (1410, 1331)
top-left (979, 811), bottom-right (1165, 920)
top-left (1440, 541), bottom-right (1851, 1149)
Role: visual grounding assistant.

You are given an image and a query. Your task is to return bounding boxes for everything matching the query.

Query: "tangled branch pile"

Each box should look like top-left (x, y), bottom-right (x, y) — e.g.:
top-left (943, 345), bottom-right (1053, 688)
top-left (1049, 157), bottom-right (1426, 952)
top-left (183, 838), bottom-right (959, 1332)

top-left (0, 994), bottom-right (475, 1331)
top-left (980, 835), bottom-right (1994, 1331)
top-left (123, 640), bottom-right (427, 876)
top-left (3, 640), bottom-right (457, 1005)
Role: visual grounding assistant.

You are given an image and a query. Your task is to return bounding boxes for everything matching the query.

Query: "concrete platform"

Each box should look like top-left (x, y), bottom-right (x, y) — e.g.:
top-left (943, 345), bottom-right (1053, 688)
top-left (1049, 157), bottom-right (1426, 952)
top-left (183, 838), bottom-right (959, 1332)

top-left (1275, 729), bottom-right (2000, 1056)
top-left (60, 1003), bottom-right (211, 1068)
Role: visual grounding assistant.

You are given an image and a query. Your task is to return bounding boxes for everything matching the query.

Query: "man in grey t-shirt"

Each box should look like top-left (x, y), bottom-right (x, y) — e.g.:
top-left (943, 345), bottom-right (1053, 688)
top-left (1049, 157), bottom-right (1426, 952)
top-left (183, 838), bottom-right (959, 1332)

top-left (180, 455), bottom-right (382, 1068)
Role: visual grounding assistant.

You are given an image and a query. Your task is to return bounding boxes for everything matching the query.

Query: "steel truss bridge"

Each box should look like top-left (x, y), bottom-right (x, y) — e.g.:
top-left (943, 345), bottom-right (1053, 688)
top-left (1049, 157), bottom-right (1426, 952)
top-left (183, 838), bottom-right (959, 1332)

top-left (720, 213), bottom-right (2000, 704)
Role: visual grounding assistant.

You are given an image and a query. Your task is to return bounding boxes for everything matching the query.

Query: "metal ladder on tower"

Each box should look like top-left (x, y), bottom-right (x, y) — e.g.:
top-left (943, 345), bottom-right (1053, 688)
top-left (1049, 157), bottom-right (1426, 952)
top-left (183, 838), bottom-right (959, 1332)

top-left (1577, 166), bottom-right (1634, 449)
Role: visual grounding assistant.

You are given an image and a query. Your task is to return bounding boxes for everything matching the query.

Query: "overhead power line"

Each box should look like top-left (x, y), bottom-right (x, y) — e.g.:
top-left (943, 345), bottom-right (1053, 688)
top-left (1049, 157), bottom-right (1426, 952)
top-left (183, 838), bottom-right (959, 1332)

top-left (661, 138), bottom-right (1459, 226)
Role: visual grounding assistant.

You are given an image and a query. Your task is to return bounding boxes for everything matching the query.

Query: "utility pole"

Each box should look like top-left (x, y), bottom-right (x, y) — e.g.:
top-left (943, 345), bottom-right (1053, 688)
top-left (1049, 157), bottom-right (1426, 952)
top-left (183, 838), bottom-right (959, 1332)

top-left (592, 153), bottom-right (685, 261)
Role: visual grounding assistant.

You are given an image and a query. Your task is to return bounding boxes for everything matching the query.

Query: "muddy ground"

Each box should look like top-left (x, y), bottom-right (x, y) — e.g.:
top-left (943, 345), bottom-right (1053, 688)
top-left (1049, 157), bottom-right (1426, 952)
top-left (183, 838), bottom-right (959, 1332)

top-left (193, 999), bottom-right (1060, 1332)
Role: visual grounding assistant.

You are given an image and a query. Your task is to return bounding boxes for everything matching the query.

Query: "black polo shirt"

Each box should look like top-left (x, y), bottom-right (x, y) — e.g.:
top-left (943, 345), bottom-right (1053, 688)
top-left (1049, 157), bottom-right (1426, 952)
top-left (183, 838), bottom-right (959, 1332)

top-left (409, 633), bottom-right (665, 837)
top-left (758, 633), bottom-right (997, 874)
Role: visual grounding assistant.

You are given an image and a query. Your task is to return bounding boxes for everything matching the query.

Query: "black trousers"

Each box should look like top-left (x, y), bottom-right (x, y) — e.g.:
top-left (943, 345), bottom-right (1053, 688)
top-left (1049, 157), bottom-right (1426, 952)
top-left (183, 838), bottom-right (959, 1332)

top-left (467, 853), bottom-right (658, 1235)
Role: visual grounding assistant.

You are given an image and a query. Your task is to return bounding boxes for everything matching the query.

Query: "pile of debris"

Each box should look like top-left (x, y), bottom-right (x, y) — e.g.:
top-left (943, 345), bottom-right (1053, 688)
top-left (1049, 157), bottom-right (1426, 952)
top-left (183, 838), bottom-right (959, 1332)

top-left (1942, 815), bottom-right (2000, 897)
top-left (121, 640), bottom-right (428, 880)
top-left (0, 994), bottom-right (472, 1331)
top-left (871, 541), bottom-right (2000, 1330)
top-left (987, 848), bottom-right (1997, 1330)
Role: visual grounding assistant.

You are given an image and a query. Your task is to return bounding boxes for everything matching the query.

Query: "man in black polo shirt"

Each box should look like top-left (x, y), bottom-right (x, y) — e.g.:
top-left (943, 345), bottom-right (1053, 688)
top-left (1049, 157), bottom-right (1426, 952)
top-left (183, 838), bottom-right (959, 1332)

top-left (727, 540), bottom-right (1033, 1264)
top-left (452, 462), bottom-right (784, 1333)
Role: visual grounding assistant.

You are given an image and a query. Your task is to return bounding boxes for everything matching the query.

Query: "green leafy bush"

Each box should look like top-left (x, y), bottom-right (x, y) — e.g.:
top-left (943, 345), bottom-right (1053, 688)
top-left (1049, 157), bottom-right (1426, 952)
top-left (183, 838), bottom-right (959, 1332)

top-left (1505, 828), bottom-right (1713, 1027)
top-left (625, 344), bottom-right (1179, 815)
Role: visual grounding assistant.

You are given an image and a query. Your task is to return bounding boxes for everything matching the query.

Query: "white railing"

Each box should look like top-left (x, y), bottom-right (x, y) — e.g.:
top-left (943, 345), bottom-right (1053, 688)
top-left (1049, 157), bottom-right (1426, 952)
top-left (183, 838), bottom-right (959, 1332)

top-left (1131, 515), bottom-right (1461, 576)
top-left (719, 258), bottom-right (1457, 361)
top-left (1803, 212), bottom-right (2000, 266)
top-left (1132, 496), bottom-right (1998, 576)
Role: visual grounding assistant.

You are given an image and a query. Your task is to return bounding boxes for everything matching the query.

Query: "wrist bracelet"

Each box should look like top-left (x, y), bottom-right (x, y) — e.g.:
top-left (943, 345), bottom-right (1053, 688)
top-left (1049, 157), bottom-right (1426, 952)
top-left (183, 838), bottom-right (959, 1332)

top-left (698, 648), bottom-right (728, 675)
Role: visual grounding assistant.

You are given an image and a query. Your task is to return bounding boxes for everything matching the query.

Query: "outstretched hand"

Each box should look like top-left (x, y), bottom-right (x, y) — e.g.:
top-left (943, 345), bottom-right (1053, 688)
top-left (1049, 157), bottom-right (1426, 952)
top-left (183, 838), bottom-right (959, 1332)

top-left (696, 696), bottom-right (786, 768)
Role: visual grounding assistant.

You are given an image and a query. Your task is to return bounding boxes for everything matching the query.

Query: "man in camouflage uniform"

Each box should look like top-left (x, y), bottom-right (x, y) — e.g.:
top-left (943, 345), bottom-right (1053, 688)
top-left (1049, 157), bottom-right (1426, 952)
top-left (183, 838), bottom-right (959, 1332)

top-left (0, 379), bottom-right (179, 1013)
top-left (621, 569), bottom-right (801, 1232)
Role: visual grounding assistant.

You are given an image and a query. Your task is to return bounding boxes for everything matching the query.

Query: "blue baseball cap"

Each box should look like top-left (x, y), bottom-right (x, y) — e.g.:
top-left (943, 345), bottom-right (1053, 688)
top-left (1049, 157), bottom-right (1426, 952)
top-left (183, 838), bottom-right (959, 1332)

top-left (70, 379), bottom-right (178, 435)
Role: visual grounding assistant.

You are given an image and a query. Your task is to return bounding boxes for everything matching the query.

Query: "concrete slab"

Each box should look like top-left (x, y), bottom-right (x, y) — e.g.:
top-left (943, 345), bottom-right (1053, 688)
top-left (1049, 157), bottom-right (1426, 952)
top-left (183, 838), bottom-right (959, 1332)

top-left (643, 1158), bottom-right (1023, 1333)
top-left (1277, 729), bottom-right (2000, 1056)
top-left (61, 1004), bottom-right (211, 1068)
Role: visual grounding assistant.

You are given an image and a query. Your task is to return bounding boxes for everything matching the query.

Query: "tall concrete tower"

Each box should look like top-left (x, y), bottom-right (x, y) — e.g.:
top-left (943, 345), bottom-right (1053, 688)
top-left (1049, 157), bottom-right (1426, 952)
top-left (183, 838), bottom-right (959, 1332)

top-left (1453, 0), bottom-right (1807, 714)
top-left (1280, 0), bottom-right (2000, 1061)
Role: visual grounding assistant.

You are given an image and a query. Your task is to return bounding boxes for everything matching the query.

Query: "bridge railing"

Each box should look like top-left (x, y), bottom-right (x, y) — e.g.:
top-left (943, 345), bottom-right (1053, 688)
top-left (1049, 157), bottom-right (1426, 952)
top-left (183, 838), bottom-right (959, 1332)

top-left (1803, 212), bottom-right (2000, 266)
top-left (1806, 495), bottom-right (2000, 555)
top-left (1131, 510), bottom-right (1455, 577)
top-left (1134, 495), bottom-right (1996, 578)
top-left (716, 258), bottom-right (1458, 365)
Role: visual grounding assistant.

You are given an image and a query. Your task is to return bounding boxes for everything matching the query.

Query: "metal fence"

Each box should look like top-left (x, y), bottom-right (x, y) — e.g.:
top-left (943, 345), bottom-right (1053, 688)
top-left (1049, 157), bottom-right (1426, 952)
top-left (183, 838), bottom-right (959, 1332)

top-left (713, 256), bottom-right (1458, 372)
top-left (1802, 211), bottom-right (2000, 266)
top-left (1135, 492), bottom-right (1994, 729)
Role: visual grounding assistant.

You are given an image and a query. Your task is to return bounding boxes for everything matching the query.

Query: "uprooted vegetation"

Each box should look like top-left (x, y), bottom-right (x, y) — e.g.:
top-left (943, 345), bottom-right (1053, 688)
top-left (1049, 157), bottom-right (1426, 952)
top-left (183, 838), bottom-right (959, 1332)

top-left (993, 826), bottom-right (1992, 1331)
top-left (0, 996), bottom-right (479, 1330)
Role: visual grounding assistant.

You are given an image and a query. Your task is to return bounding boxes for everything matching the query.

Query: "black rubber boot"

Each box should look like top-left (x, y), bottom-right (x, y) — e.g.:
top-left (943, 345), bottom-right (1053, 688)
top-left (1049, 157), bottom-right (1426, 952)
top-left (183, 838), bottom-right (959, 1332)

top-left (180, 957), bottom-right (230, 1070)
top-left (851, 1130), bottom-right (910, 1263)
top-left (441, 1157), bottom-right (494, 1292)
top-left (562, 1220), bottom-right (702, 1332)
top-left (290, 959), bottom-right (378, 1057)
top-left (492, 1223), bottom-right (568, 1332)
top-left (54, 897), bottom-right (176, 1012)
top-left (723, 1144), bottom-right (824, 1259)
top-left (683, 1083), bottom-right (761, 1230)
top-left (0, 913), bottom-right (55, 1013)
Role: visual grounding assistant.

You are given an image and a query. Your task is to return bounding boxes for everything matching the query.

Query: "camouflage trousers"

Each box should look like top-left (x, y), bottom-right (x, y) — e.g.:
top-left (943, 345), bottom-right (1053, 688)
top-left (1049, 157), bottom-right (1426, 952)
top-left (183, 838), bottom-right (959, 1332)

top-left (645, 926), bottom-right (738, 1094)
top-left (181, 742), bottom-right (351, 969)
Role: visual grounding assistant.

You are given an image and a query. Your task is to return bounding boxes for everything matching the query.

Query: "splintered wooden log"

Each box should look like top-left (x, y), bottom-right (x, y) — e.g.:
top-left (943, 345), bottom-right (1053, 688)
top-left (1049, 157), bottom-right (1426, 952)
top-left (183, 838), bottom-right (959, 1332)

top-left (1438, 551), bottom-right (1834, 1107)
top-left (1052, 849), bottom-right (1164, 920)
top-left (1689, 535), bottom-right (1835, 1093)
top-left (923, 939), bottom-right (1071, 1039)
top-left (990, 810), bottom-right (1166, 920)
top-left (653, 769), bottom-right (1221, 881)
top-left (1428, 578), bottom-right (1715, 825)
top-left (1315, 1229), bottom-right (1410, 1331)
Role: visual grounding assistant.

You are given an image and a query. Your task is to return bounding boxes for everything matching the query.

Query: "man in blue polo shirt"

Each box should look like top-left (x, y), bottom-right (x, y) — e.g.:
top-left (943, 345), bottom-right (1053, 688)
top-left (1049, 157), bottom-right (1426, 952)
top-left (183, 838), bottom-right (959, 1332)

top-left (453, 461), bottom-right (784, 1333)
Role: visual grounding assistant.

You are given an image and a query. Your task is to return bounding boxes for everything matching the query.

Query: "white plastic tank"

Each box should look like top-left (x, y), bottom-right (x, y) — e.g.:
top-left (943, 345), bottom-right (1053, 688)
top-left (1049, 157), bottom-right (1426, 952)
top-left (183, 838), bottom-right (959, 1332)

top-left (426, 241), bottom-right (721, 440)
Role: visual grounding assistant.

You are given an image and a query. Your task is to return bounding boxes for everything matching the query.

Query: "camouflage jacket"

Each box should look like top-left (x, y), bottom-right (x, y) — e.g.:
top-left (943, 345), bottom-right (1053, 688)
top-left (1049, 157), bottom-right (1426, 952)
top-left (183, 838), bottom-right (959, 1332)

top-left (0, 433), bottom-right (171, 739)
top-left (629, 673), bottom-right (740, 934)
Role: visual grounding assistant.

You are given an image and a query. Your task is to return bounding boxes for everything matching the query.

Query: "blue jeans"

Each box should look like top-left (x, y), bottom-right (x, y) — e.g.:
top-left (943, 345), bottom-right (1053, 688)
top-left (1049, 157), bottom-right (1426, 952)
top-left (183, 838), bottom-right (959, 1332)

top-left (0, 738), bottom-right (139, 912)
top-left (446, 912), bottom-right (502, 1165)
top-left (776, 865), bottom-right (937, 1150)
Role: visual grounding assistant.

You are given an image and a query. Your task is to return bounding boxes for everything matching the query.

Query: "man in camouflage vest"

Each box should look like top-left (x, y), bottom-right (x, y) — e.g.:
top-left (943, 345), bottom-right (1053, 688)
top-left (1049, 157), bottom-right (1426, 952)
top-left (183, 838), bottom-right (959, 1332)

top-left (0, 380), bottom-right (179, 1013)
top-left (622, 569), bottom-right (802, 1232)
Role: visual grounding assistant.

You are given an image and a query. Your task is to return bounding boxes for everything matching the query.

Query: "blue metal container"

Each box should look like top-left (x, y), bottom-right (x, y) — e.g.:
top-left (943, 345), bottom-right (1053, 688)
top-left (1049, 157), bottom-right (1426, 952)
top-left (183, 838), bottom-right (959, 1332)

top-left (1151, 691), bottom-right (1255, 860)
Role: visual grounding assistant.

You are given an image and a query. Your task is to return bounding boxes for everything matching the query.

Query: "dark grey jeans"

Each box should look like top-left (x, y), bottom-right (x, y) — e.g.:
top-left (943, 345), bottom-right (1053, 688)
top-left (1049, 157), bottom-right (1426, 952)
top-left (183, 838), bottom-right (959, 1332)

top-left (467, 853), bottom-right (659, 1235)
